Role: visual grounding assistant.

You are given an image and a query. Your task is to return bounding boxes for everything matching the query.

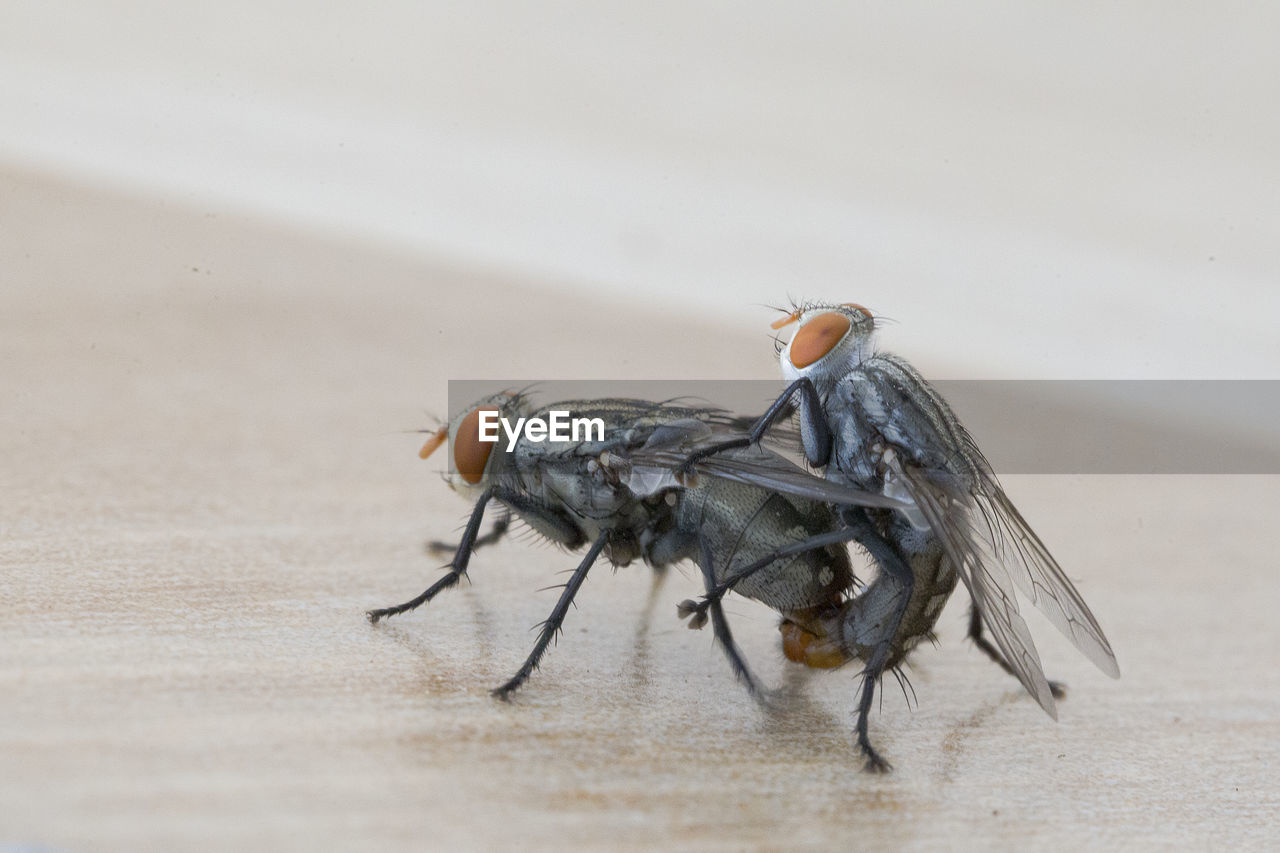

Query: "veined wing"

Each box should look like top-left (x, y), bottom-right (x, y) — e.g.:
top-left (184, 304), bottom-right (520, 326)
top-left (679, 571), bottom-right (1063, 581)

top-left (862, 355), bottom-right (1119, 700)
top-left (885, 450), bottom-right (1060, 717)
top-left (624, 422), bottom-right (908, 511)
top-left (969, 456), bottom-right (1120, 679)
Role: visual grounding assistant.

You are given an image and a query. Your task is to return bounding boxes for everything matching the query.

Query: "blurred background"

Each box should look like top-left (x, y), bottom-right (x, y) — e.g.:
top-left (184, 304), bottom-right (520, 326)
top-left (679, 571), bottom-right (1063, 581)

top-left (4, 2), bottom-right (1277, 378)
top-left (3, 3), bottom-right (1278, 851)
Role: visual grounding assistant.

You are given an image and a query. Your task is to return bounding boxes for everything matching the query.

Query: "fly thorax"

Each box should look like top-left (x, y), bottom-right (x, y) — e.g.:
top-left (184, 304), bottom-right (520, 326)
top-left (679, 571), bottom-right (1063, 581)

top-left (829, 423), bottom-right (879, 489)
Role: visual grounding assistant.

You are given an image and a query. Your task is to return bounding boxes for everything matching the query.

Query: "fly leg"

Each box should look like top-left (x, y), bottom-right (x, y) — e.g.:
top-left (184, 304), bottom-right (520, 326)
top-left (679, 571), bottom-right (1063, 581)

top-left (693, 539), bottom-right (766, 699)
top-left (369, 488), bottom-right (580, 624)
top-left (426, 513), bottom-right (511, 557)
top-left (367, 488), bottom-right (495, 623)
top-left (492, 530), bottom-right (609, 698)
top-left (678, 526), bottom-right (866, 623)
top-left (837, 507), bottom-right (915, 773)
top-left (672, 512), bottom-right (912, 768)
top-left (679, 378), bottom-right (831, 474)
top-left (852, 652), bottom-right (893, 773)
top-left (968, 606), bottom-right (1067, 700)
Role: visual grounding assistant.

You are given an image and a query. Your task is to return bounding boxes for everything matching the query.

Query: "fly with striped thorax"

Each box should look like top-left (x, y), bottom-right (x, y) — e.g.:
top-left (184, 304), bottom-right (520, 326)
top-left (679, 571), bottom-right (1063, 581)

top-left (679, 302), bottom-right (1120, 771)
top-left (367, 392), bottom-right (906, 699)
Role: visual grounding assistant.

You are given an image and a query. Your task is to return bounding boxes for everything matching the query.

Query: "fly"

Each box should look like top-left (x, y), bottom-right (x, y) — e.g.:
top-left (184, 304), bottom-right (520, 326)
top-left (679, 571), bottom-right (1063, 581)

top-left (368, 392), bottom-right (905, 699)
top-left (680, 302), bottom-right (1120, 771)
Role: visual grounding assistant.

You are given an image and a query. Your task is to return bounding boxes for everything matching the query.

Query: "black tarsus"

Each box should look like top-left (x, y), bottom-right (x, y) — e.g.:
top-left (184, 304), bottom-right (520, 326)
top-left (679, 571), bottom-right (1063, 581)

top-left (371, 489), bottom-right (582, 625)
top-left (491, 530), bottom-right (609, 698)
top-left (696, 539), bottom-right (765, 699)
top-left (367, 488), bottom-right (495, 623)
top-left (968, 605), bottom-right (1067, 700)
top-left (854, 665), bottom-right (892, 773)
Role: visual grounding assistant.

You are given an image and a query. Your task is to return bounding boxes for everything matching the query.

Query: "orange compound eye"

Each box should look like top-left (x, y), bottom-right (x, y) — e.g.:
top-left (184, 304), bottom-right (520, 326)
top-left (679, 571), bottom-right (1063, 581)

top-left (789, 312), bottom-right (850, 368)
top-left (454, 407), bottom-right (499, 484)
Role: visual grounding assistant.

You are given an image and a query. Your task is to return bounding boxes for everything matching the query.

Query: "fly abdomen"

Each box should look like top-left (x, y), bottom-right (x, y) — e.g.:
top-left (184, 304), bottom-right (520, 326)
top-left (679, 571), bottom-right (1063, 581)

top-left (792, 533), bottom-right (957, 671)
top-left (682, 476), bottom-right (854, 615)
top-left (879, 540), bottom-right (958, 666)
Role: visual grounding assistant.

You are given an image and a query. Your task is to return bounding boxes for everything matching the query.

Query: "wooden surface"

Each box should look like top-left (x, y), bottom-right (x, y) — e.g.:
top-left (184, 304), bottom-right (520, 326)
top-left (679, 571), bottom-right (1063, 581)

top-left (3, 169), bottom-right (1278, 851)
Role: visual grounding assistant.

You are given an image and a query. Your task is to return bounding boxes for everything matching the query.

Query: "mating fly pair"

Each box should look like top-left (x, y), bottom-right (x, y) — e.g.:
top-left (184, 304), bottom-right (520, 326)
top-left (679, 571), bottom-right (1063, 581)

top-left (368, 392), bottom-right (905, 698)
top-left (369, 303), bottom-right (1120, 772)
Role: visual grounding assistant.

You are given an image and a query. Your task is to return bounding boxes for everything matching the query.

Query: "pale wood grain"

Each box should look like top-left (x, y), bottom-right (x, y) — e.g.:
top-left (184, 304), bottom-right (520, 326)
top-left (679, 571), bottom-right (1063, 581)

top-left (2, 170), bottom-right (1277, 851)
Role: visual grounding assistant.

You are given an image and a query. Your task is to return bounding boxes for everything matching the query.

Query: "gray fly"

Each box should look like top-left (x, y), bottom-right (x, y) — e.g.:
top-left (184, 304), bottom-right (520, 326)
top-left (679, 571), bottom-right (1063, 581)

top-left (680, 302), bottom-right (1120, 771)
top-left (367, 392), bottom-right (906, 698)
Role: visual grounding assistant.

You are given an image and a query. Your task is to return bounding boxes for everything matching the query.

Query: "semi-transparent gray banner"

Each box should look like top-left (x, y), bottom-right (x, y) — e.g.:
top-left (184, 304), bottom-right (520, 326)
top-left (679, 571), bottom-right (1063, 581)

top-left (443, 380), bottom-right (1280, 474)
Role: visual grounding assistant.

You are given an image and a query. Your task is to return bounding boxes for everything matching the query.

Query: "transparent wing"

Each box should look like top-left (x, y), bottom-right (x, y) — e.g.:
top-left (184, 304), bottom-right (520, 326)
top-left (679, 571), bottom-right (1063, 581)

top-left (858, 356), bottom-right (1119, 694)
top-left (885, 452), bottom-right (1060, 717)
top-left (624, 424), bottom-right (908, 511)
top-left (970, 463), bottom-right (1120, 679)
